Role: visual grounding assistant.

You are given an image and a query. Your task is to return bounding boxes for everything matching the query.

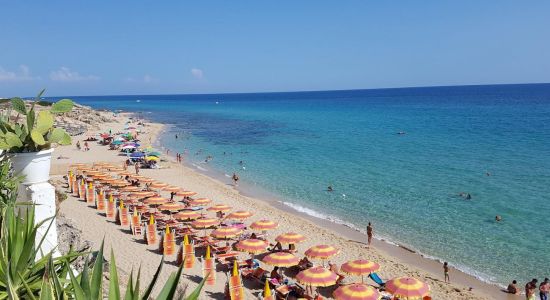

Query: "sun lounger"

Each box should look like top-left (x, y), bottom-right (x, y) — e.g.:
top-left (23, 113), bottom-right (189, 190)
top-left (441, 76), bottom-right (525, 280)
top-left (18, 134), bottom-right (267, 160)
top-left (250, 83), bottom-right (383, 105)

top-left (369, 272), bottom-right (385, 287)
top-left (96, 191), bottom-right (105, 211)
top-left (177, 243), bottom-right (196, 268)
top-left (131, 213), bottom-right (142, 236)
top-left (116, 206), bottom-right (130, 227)
top-left (243, 267), bottom-right (267, 285)
top-left (145, 222), bottom-right (158, 245)
top-left (161, 228), bottom-right (176, 256)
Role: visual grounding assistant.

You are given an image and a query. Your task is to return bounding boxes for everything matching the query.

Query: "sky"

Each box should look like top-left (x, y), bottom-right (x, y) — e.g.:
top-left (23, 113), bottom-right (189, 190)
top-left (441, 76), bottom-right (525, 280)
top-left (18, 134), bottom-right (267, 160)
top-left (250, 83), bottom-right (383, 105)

top-left (1, 1), bottom-right (549, 97)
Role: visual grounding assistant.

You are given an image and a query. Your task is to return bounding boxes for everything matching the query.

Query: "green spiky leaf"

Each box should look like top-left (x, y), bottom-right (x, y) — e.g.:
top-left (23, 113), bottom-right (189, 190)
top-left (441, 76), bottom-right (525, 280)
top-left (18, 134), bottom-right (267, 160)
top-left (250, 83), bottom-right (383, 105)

top-left (109, 250), bottom-right (121, 300)
top-left (36, 110), bottom-right (54, 135)
top-left (156, 263), bottom-right (184, 300)
top-left (59, 131), bottom-right (72, 145)
top-left (0, 138), bottom-right (10, 149)
top-left (11, 97), bottom-right (27, 115)
top-left (35, 89), bottom-right (46, 102)
top-left (51, 99), bottom-right (74, 114)
top-left (48, 128), bottom-right (65, 144)
top-left (90, 241), bottom-right (105, 300)
top-left (5, 132), bottom-right (23, 148)
top-left (27, 109), bottom-right (36, 132)
top-left (31, 129), bottom-right (46, 145)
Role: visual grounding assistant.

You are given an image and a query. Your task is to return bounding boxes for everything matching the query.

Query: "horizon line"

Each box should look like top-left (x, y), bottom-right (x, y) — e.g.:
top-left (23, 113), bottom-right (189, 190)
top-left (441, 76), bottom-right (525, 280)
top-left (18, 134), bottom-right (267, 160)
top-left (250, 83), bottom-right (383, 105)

top-left (36, 81), bottom-right (550, 98)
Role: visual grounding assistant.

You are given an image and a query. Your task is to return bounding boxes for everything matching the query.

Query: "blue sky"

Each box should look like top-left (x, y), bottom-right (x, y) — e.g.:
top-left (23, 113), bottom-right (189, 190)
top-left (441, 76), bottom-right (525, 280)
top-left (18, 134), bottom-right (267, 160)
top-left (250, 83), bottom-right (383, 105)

top-left (1, 1), bottom-right (549, 96)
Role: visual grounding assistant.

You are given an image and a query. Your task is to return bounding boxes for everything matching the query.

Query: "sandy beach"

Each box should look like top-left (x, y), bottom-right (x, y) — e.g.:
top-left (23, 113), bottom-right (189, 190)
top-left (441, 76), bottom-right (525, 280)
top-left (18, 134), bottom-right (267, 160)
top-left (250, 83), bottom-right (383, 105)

top-left (50, 109), bottom-right (522, 300)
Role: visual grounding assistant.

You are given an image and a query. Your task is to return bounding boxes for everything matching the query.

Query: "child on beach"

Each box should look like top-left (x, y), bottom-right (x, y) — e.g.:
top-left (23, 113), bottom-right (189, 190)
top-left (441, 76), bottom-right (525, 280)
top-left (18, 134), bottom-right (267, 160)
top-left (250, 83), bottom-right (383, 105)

top-left (443, 262), bottom-right (450, 283)
top-left (232, 173), bottom-right (239, 186)
top-left (367, 222), bottom-right (373, 247)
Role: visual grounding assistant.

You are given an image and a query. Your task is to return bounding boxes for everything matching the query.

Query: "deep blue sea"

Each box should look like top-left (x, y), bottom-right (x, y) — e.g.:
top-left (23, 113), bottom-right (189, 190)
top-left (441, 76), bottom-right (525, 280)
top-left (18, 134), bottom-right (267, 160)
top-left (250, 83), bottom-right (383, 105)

top-left (56, 84), bottom-right (550, 286)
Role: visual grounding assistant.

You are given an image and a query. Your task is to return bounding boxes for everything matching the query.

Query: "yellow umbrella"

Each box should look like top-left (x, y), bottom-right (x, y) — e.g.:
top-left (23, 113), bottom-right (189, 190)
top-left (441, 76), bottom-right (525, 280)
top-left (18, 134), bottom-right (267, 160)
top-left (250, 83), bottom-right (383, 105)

top-left (143, 196), bottom-right (168, 205)
top-left (176, 191), bottom-right (197, 197)
top-left (163, 186), bottom-right (181, 192)
top-left (207, 204), bottom-right (232, 212)
top-left (250, 219), bottom-right (278, 231)
top-left (385, 277), bottom-right (430, 300)
top-left (341, 259), bottom-right (380, 283)
top-left (262, 252), bottom-right (300, 267)
top-left (235, 239), bottom-right (269, 254)
top-left (174, 210), bottom-right (201, 221)
top-left (189, 198), bottom-right (212, 206)
top-left (191, 218), bottom-right (220, 229)
top-left (275, 232), bottom-right (306, 244)
top-left (296, 267), bottom-right (338, 287)
top-left (149, 182), bottom-right (168, 189)
top-left (210, 227), bottom-right (243, 239)
top-left (305, 245), bottom-right (339, 260)
top-left (226, 210), bottom-right (253, 221)
top-left (333, 283), bottom-right (380, 300)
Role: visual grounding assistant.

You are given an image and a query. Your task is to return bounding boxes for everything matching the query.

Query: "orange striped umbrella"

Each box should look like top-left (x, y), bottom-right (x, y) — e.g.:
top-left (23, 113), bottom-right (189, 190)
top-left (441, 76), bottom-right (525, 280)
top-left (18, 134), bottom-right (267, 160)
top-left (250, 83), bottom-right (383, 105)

top-left (250, 219), bottom-right (278, 231)
top-left (139, 178), bottom-right (155, 183)
top-left (119, 186), bottom-right (141, 192)
top-left (207, 204), bottom-right (232, 212)
top-left (341, 260), bottom-right (380, 282)
top-left (333, 283), bottom-right (380, 300)
top-left (262, 252), bottom-right (300, 267)
top-left (191, 218), bottom-right (220, 229)
top-left (163, 186), bottom-right (181, 192)
top-left (149, 182), bottom-right (168, 189)
top-left (189, 198), bottom-right (212, 206)
top-left (226, 210), bottom-right (253, 220)
top-left (385, 277), bottom-right (430, 300)
top-left (117, 171), bottom-right (133, 176)
top-left (305, 245), bottom-right (339, 260)
top-left (176, 190), bottom-right (197, 197)
top-left (131, 175), bottom-right (146, 179)
top-left (210, 227), bottom-right (243, 239)
top-left (275, 232), bottom-right (306, 244)
top-left (158, 202), bottom-right (186, 211)
top-left (109, 167), bottom-right (124, 172)
top-left (143, 196), bottom-right (168, 205)
top-left (69, 163), bottom-right (86, 168)
top-left (130, 191), bottom-right (155, 198)
top-left (110, 181), bottom-right (129, 187)
top-left (296, 267), bottom-right (338, 287)
top-left (235, 239), bottom-right (269, 254)
top-left (174, 210), bottom-right (201, 221)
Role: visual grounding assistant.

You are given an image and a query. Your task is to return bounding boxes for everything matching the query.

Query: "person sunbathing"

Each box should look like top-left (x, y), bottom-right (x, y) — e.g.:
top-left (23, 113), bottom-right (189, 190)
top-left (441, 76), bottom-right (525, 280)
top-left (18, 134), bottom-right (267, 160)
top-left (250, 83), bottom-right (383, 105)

top-left (329, 262), bottom-right (346, 284)
top-left (268, 241), bottom-right (283, 252)
top-left (298, 256), bottom-right (313, 270)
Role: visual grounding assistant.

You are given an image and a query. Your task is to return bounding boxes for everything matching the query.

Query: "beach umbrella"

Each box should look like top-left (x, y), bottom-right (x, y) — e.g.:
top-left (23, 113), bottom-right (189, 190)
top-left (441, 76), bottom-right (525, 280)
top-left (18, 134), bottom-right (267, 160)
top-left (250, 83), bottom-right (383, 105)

top-left (139, 178), bottom-right (155, 183)
top-left (275, 232), bottom-right (306, 244)
top-left (176, 191), bottom-right (197, 197)
top-left (111, 140), bottom-right (123, 145)
top-left (262, 252), bottom-right (300, 267)
top-left (121, 145), bottom-right (136, 150)
top-left (117, 171), bottom-right (133, 176)
top-left (207, 204), bottom-right (232, 212)
top-left (191, 218), bottom-right (220, 229)
top-left (210, 227), bottom-right (243, 239)
top-left (130, 191), bottom-right (155, 198)
top-left (174, 210), bottom-right (201, 221)
top-left (163, 186), bottom-right (181, 192)
top-left (147, 151), bottom-right (161, 157)
top-left (119, 186), bottom-right (141, 192)
top-left (296, 267), bottom-right (338, 287)
top-left (250, 219), bottom-right (279, 231)
top-left (333, 283), bottom-right (380, 300)
top-left (385, 277), bottom-right (430, 300)
top-left (145, 156), bottom-right (159, 161)
top-left (149, 182), bottom-right (169, 189)
top-left (158, 202), bottom-right (186, 211)
top-left (226, 210), bottom-right (253, 221)
top-left (235, 239), bottom-right (269, 254)
top-left (341, 260), bottom-right (380, 283)
top-left (305, 245), bottom-right (339, 260)
top-left (109, 167), bottom-right (124, 172)
top-left (189, 198), bottom-right (212, 206)
top-left (130, 152), bottom-right (145, 158)
top-left (143, 196), bottom-right (168, 205)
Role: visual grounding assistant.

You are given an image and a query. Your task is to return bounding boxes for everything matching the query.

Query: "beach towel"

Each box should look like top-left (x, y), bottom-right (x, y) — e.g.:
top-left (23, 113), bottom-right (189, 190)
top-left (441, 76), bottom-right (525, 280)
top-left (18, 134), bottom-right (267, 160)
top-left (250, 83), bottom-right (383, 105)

top-left (369, 272), bottom-right (385, 286)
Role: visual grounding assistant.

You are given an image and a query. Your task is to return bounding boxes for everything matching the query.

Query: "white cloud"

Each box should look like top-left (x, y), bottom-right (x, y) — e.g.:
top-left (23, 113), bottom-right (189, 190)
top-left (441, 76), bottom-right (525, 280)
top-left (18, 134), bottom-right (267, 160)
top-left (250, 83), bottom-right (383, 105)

top-left (0, 65), bottom-right (39, 81)
top-left (49, 67), bottom-right (100, 82)
top-left (125, 74), bottom-right (157, 83)
top-left (191, 68), bottom-right (204, 79)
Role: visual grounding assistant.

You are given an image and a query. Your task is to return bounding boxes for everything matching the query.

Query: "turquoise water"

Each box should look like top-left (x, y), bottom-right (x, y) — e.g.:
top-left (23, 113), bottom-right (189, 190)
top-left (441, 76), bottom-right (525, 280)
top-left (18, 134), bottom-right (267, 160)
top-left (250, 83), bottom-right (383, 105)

top-left (64, 84), bottom-right (550, 286)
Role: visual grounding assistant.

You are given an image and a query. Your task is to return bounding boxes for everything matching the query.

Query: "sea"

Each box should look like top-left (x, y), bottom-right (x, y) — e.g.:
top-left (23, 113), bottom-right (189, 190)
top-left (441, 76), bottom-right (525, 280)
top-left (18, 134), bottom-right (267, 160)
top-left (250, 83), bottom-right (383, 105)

top-left (57, 84), bottom-right (550, 287)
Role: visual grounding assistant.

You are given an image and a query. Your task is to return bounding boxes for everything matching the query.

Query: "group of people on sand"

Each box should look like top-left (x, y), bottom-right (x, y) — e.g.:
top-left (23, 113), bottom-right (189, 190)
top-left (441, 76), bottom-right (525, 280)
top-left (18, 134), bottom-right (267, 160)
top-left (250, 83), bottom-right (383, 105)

top-left (76, 140), bottom-right (90, 151)
top-left (507, 278), bottom-right (549, 299)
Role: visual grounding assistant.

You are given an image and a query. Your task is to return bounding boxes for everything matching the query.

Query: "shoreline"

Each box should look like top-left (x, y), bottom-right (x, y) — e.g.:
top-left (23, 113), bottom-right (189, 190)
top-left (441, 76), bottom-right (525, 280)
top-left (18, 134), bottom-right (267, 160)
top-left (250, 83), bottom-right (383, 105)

top-left (52, 110), bottom-right (521, 299)
top-left (153, 120), bottom-right (517, 300)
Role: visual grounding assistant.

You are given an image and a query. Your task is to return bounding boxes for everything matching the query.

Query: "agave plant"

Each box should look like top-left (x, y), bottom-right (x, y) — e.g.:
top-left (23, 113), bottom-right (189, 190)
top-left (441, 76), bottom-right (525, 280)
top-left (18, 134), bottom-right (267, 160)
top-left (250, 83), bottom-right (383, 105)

top-left (0, 89), bottom-right (74, 153)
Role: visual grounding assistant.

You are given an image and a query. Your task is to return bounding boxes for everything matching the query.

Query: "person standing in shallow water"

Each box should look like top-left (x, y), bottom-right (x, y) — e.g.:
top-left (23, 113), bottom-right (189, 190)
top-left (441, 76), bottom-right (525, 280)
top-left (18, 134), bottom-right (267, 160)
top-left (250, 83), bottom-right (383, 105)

top-left (232, 173), bottom-right (239, 186)
top-left (366, 222), bottom-right (373, 247)
top-left (443, 262), bottom-right (450, 283)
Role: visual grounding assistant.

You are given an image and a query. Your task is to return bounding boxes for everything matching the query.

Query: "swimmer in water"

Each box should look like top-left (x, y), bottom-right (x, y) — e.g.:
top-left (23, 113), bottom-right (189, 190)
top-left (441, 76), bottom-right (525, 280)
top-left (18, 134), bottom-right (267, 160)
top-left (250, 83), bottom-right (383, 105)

top-left (495, 215), bottom-right (502, 222)
top-left (466, 193), bottom-right (472, 200)
top-left (327, 185), bottom-right (333, 192)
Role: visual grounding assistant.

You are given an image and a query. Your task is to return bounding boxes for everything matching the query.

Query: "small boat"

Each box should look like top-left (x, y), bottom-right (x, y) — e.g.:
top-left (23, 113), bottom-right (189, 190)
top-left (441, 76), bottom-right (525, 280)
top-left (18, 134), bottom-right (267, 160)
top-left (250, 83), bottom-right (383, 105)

top-left (136, 99), bottom-right (141, 103)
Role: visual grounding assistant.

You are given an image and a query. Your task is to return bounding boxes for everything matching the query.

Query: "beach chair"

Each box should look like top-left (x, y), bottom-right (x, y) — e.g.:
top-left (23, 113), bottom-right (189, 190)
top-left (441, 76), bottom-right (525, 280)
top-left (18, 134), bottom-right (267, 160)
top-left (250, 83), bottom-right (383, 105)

top-left (116, 203), bottom-right (130, 227)
top-left (369, 272), bottom-right (385, 287)
top-left (243, 267), bottom-right (267, 285)
top-left (144, 217), bottom-right (158, 246)
top-left (86, 183), bottom-right (95, 204)
top-left (106, 195), bottom-right (116, 219)
top-left (130, 211), bottom-right (142, 236)
top-left (161, 226), bottom-right (176, 256)
top-left (96, 190), bottom-right (106, 211)
top-left (68, 173), bottom-right (73, 192)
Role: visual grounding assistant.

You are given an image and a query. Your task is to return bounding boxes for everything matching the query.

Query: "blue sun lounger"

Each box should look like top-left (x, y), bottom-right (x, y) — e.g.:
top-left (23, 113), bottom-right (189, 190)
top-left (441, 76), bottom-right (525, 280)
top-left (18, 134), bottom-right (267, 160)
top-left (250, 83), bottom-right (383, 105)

top-left (369, 273), bottom-right (385, 286)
